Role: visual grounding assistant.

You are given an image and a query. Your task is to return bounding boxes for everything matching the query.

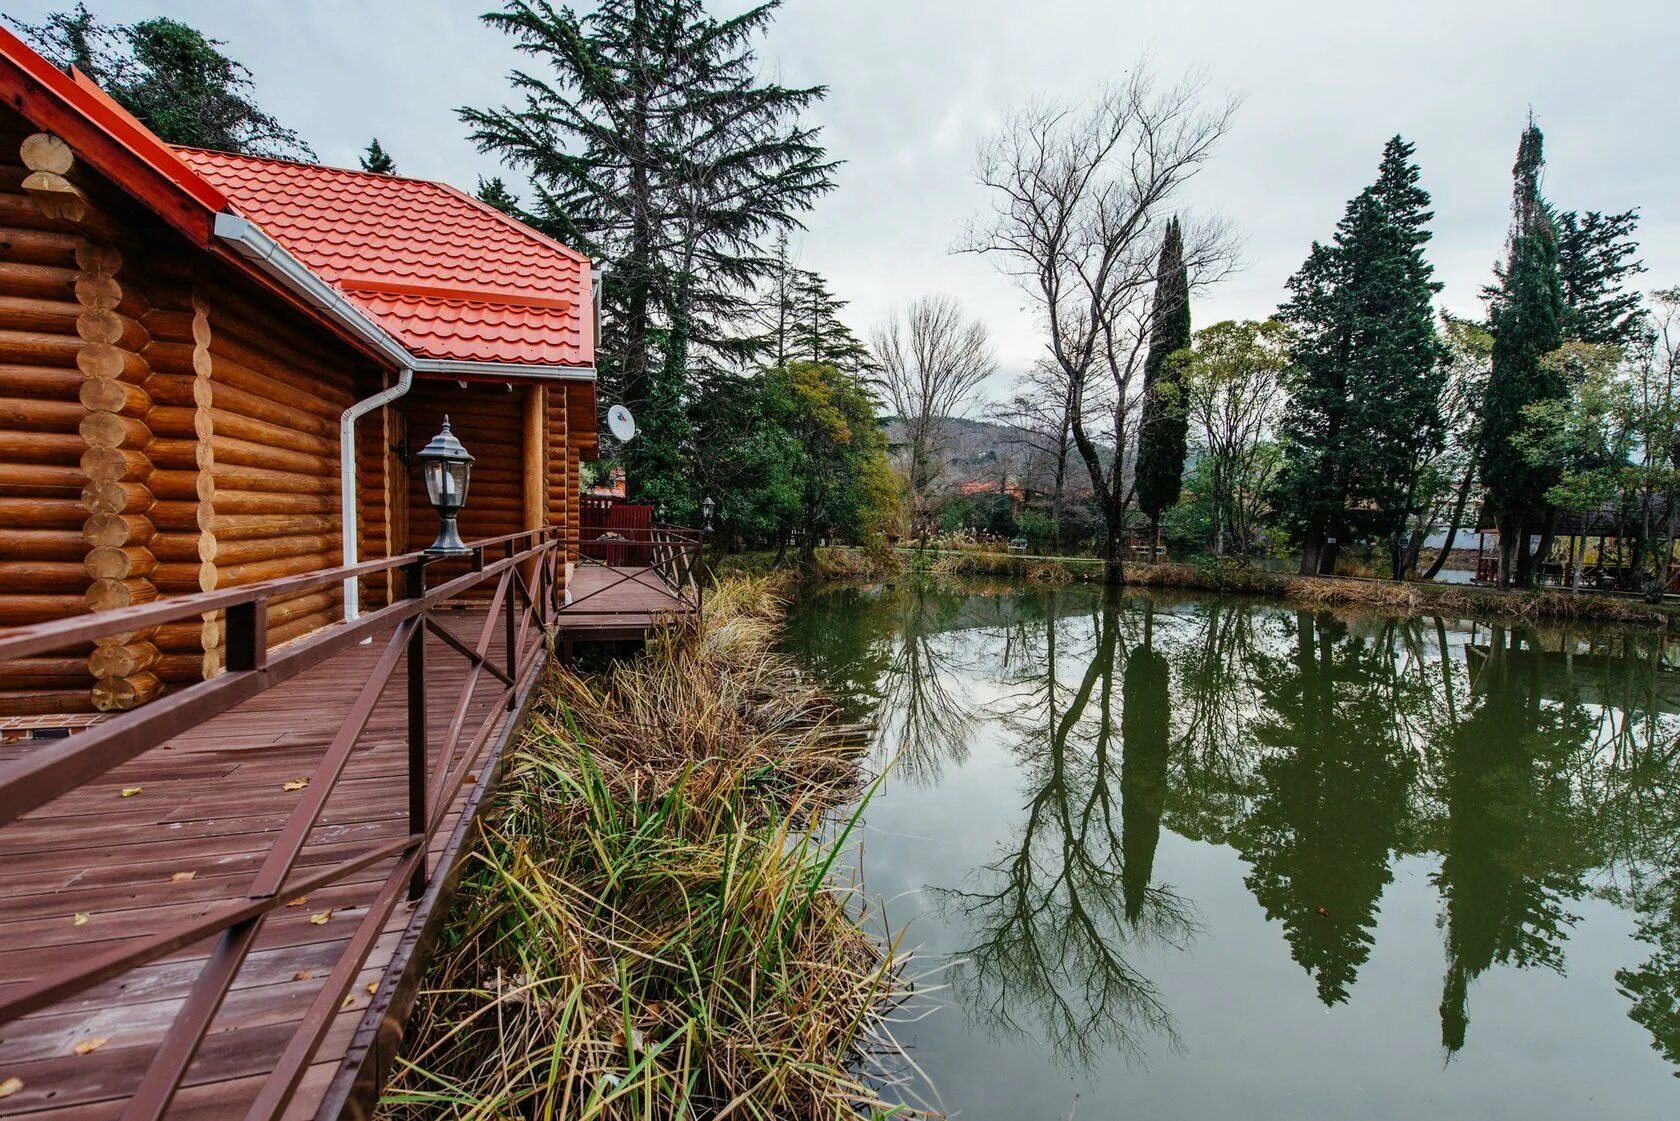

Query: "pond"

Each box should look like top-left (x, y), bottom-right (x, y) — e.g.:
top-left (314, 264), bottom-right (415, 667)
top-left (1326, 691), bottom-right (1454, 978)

top-left (782, 579), bottom-right (1680, 1120)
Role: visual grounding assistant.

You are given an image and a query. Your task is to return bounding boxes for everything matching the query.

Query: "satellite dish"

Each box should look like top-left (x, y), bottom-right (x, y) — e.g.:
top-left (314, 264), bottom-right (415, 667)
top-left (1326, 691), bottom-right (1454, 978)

top-left (606, 403), bottom-right (637, 442)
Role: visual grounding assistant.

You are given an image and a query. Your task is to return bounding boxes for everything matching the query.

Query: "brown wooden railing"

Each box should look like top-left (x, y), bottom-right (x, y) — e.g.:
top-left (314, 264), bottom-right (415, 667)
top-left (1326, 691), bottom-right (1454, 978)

top-left (564, 523), bottom-right (704, 617)
top-left (0, 526), bottom-right (563, 1121)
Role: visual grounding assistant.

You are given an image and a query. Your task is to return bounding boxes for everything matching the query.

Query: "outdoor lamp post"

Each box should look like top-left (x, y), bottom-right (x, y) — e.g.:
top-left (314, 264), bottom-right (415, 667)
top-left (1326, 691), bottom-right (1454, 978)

top-left (701, 495), bottom-right (716, 533)
top-left (418, 416), bottom-right (474, 556)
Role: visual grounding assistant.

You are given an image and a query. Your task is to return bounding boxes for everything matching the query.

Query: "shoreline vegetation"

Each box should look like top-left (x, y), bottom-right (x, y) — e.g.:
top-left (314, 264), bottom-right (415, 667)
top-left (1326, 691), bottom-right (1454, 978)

top-left (791, 547), bottom-right (1680, 630)
top-left (382, 576), bottom-right (916, 1120)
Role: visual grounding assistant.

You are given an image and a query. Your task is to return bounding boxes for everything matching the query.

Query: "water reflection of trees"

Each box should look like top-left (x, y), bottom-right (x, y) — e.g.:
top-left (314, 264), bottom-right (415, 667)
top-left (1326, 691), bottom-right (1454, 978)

top-left (938, 593), bottom-right (1196, 1066)
top-left (792, 583), bottom-right (1680, 1076)
top-left (1233, 612), bottom-right (1420, 1006)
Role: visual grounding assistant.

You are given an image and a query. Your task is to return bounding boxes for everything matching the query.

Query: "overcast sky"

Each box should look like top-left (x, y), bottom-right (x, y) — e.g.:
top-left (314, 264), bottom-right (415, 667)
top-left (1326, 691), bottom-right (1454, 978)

top-left (17, 0), bottom-right (1679, 393)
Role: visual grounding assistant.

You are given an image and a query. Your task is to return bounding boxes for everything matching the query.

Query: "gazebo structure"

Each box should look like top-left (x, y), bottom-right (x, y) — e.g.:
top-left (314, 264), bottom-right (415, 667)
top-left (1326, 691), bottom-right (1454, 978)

top-left (1474, 497), bottom-right (1680, 593)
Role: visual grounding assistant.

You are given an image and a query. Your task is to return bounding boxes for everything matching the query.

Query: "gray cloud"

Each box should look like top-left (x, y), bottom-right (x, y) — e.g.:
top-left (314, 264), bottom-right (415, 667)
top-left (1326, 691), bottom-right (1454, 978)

top-left (19, 0), bottom-right (1678, 390)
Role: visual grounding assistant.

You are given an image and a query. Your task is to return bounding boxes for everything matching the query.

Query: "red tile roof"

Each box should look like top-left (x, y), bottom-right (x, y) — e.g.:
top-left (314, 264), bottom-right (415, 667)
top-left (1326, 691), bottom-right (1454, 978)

top-left (175, 148), bottom-right (594, 368)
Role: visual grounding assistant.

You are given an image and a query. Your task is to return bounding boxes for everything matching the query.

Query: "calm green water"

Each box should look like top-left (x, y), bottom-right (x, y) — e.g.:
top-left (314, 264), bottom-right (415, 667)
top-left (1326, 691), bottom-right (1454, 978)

top-left (783, 580), bottom-right (1680, 1120)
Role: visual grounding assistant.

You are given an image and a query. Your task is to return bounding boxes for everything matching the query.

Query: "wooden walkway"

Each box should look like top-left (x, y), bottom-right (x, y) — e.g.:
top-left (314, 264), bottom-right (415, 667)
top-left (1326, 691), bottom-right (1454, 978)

top-left (557, 564), bottom-right (697, 642)
top-left (0, 604), bottom-right (540, 1121)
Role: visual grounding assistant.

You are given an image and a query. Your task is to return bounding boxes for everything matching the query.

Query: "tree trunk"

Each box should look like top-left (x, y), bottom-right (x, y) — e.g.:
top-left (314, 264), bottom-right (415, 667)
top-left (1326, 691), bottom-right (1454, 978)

top-left (1299, 529), bottom-right (1325, 576)
top-left (1422, 462), bottom-right (1476, 581)
top-left (1148, 513), bottom-right (1160, 562)
top-left (1104, 519), bottom-right (1127, 586)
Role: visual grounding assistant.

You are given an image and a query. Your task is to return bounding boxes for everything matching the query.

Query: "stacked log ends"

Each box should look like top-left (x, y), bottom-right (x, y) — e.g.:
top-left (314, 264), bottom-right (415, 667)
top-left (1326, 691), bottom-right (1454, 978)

top-left (74, 238), bottom-right (161, 710)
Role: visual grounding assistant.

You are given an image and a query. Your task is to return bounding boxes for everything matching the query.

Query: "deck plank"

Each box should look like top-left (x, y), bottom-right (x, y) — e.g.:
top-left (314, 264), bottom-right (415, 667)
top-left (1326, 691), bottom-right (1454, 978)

top-left (0, 565), bottom-right (681, 1119)
top-left (0, 604), bottom-right (532, 1120)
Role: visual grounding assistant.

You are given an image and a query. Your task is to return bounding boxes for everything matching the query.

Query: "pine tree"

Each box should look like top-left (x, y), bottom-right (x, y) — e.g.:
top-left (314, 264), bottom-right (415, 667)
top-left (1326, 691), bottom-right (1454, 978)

top-left (1478, 120), bottom-right (1566, 587)
top-left (9, 6), bottom-right (313, 158)
top-left (462, 0), bottom-right (835, 508)
top-left (1275, 136), bottom-right (1447, 575)
top-left (359, 137), bottom-right (396, 174)
top-left (474, 176), bottom-right (525, 219)
top-left (1134, 217), bottom-right (1191, 560)
top-left (1556, 208), bottom-right (1644, 345)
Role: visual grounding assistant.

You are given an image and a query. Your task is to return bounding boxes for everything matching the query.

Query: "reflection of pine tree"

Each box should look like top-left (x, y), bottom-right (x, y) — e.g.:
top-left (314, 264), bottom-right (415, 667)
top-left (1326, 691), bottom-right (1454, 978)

top-left (1436, 628), bottom-right (1588, 1054)
top-left (1122, 607), bottom-right (1172, 924)
top-left (1615, 866), bottom-right (1680, 1074)
top-left (1236, 612), bottom-right (1416, 1006)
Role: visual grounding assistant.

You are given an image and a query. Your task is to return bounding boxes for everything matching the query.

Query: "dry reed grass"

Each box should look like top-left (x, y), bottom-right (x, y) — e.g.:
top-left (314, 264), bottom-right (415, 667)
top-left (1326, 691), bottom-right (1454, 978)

top-left (381, 574), bottom-right (916, 1121)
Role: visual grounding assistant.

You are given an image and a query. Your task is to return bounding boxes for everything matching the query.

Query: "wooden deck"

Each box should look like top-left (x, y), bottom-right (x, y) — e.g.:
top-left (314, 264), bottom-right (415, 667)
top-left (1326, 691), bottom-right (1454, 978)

top-left (0, 603), bottom-right (541, 1121)
top-left (556, 564), bottom-right (697, 642)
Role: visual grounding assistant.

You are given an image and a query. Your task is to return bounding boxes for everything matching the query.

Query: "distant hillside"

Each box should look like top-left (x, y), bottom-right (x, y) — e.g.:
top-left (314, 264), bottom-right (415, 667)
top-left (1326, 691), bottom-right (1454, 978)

top-left (881, 414), bottom-right (1110, 499)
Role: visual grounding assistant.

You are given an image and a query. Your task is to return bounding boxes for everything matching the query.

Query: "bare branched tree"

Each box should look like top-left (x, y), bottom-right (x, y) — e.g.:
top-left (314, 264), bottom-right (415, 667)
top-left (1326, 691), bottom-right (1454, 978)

top-left (965, 66), bottom-right (1240, 582)
top-left (872, 294), bottom-right (997, 545)
top-left (992, 358), bottom-right (1084, 548)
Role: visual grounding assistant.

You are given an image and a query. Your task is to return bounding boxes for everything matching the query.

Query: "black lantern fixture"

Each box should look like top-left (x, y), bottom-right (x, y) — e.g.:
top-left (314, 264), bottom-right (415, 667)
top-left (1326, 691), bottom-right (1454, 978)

top-left (701, 495), bottom-right (716, 532)
top-left (418, 416), bottom-right (474, 556)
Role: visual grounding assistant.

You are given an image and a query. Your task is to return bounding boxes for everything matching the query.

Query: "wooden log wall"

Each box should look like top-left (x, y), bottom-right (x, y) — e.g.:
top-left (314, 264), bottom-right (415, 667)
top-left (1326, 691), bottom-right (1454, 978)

top-left (201, 284), bottom-right (362, 671)
top-left (545, 386), bottom-right (570, 560)
top-left (404, 381), bottom-right (524, 589)
top-left (0, 133), bottom-right (105, 712)
top-left (0, 114), bottom-right (391, 713)
top-left (355, 374), bottom-right (396, 611)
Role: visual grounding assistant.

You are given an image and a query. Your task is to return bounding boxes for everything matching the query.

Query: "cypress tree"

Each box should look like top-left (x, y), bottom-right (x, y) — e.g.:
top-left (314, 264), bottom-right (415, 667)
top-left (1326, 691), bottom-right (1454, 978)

top-left (1478, 120), bottom-right (1566, 587)
top-left (359, 138), bottom-right (396, 174)
top-left (1275, 136), bottom-right (1446, 575)
top-left (1134, 218), bottom-right (1191, 560)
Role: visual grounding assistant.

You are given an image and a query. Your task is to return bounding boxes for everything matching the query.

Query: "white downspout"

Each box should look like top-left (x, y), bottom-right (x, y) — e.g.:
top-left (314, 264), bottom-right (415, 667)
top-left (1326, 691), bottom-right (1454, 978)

top-left (340, 368), bottom-right (413, 621)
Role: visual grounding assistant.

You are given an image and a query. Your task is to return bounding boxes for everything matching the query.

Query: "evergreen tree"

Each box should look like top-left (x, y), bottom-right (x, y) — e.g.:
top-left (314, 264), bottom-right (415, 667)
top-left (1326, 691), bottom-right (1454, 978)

top-left (1556, 208), bottom-right (1644, 345)
top-left (474, 176), bottom-right (526, 219)
top-left (1274, 136), bottom-right (1447, 575)
top-left (359, 137), bottom-right (397, 174)
top-left (9, 5), bottom-right (313, 158)
top-left (463, 0), bottom-right (836, 508)
top-left (747, 236), bottom-right (870, 374)
top-left (1479, 120), bottom-right (1566, 587)
top-left (1134, 217), bottom-right (1192, 560)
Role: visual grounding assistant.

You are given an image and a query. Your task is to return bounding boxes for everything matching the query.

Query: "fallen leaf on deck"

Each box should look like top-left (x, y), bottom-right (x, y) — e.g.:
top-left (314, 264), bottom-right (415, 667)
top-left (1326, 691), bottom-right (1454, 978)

top-left (341, 995), bottom-right (355, 1010)
top-left (366, 982), bottom-right (379, 995)
top-left (170, 871), bottom-right (196, 883)
top-left (281, 778), bottom-right (308, 792)
top-left (72, 913), bottom-right (89, 927)
top-left (120, 786), bottom-right (142, 798)
top-left (286, 896), bottom-right (307, 908)
top-left (291, 971), bottom-right (314, 982)
top-left (0, 1076), bottom-right (21, 1098)
top-left (309, 910), bottom-right (332, 925)
top-left (465, 772), bottom-right (479, 784)
top-left (72, 1037), bottom-right (108, 1056)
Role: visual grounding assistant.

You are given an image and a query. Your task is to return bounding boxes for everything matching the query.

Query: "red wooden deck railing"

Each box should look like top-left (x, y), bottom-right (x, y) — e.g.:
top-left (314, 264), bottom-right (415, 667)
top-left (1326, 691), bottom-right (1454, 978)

top-left (0, 527), bottom-right (563, 1121)
top-left (565, 523), bottom-right (705, 619)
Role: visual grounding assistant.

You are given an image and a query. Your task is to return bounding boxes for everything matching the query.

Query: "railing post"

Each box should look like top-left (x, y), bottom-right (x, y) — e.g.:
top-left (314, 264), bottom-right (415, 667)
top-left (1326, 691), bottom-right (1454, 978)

top-left (504, 539), bottom-right (518, 707)
top-left (223, 597), bottom-right (267, 673)
top-left (404, 559), bottom-right (428, 900)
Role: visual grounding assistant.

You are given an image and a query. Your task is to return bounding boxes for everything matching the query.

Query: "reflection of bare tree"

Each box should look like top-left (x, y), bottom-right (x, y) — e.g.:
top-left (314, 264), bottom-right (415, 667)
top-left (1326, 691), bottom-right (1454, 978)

top-left (938, 590), bottom-right (1195, 1068)
top-left (877, 582), bottom-right (978, 786)
top-left (1166, 598), bottom-right (1266, 843)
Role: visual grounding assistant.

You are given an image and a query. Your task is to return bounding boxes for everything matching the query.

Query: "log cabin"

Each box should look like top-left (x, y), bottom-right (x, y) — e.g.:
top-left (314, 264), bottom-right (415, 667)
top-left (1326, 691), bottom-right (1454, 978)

top-left (0, 26), bottom-right (612, 722)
